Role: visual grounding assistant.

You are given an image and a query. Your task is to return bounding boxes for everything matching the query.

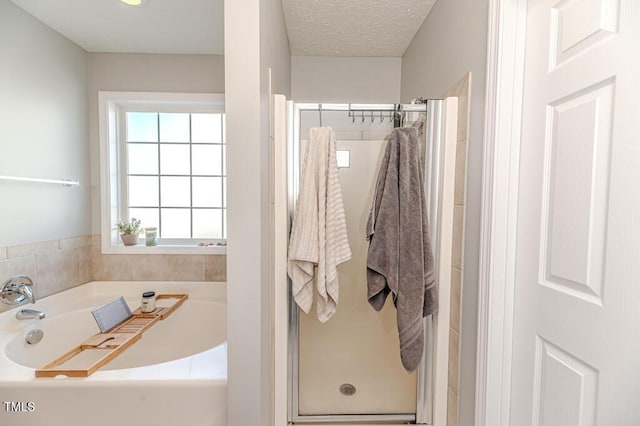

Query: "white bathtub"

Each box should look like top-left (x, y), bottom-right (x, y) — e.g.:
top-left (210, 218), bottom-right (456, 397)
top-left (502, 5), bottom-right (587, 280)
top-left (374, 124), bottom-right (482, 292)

top-left (0, 281), bottom-right (227, 426)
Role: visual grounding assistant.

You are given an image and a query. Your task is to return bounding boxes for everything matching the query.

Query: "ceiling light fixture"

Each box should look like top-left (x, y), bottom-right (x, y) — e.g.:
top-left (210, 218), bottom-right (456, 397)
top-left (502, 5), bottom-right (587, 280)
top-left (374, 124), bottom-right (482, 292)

top-left (120, 0), bottom-right (143, 6)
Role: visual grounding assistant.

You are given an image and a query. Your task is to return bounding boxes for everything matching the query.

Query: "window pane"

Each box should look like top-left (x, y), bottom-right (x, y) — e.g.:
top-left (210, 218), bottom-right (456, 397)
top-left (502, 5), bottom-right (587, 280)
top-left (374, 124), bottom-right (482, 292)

top-left (193, 209), bottom-right (223, 239)
top-left (193, 177), bottom-right (222, 207)
top-left (159, 113), bottom-right (190, 143)
top-left (128, 143), bottom-right (158, 175)
top-left (160, 144), bottom-right (190, 175)
top-left (128, 208), bottom-right (159, 229)
top-left (161, 208), bottom-right (191, 238)
top-left (192, 145), bottom-right (222, 176)
top-left (192, 113), bottom-right (222, 143)
top-left (127, 112), bottom-right (158, 142)
top-left (161, 176), bottom-right (191, 207)
top-left (128, 176), bottom-right (159, 207)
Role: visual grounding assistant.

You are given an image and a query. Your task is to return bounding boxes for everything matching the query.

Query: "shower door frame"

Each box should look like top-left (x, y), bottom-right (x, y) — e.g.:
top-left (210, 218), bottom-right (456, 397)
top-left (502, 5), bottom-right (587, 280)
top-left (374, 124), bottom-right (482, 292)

top-left (286, 101), bottom-right (449, 425)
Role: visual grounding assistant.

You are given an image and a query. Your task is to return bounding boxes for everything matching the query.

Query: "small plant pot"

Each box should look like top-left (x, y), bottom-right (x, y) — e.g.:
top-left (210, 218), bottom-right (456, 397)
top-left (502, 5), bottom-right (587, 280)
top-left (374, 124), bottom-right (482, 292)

top-left (120, 234), bottom-right (138, 246)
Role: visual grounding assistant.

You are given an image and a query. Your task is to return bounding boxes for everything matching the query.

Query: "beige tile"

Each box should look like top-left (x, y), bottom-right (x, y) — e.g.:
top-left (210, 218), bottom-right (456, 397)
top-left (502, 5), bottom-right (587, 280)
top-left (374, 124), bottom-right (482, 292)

top-left (36, 249), bottom-right (80, 298)
top-left (454, 140), bottom-right (468, 206)
top-left (92, 254), bottom-right (132, 281)
top-left (452, 206), bottom-right (465, 270)
top-left (129, 255), bottom-right (205, 281)
top-left (167, 255), bottom-right (206, 281)
top-left (7, 240), bottom-right (58, 259)
top-left (78, 247), bottom-right (93, 284)
top-left (0, 256), bottom-right (37, 281)
top-left (450, 267), bottom-right (462, 333)
top-left (59, 235), bottom-right (92, 250)
top-left (204, 255), bottom-right (227, 281)
top-left (447, 386), bottom-right (459, 426)
top-left (0, 247), bottom-right (6, 261)
top-left (448, 329), bottom-right (460, 394)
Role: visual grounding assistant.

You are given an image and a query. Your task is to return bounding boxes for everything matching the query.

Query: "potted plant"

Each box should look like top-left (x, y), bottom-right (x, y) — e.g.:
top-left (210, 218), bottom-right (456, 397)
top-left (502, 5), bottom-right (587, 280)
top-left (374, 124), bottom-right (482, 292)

top-left (115, 218), bottom-right (143, 246)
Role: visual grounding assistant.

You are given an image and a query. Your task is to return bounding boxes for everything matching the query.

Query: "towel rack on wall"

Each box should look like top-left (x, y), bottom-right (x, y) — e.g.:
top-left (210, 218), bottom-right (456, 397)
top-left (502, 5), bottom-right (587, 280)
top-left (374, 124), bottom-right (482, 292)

top-left (0, 175), bottom-right (80, 187)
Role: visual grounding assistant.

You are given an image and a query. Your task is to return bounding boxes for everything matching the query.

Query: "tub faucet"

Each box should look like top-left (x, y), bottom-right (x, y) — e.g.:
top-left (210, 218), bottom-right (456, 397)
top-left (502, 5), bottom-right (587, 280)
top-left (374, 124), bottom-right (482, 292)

top-left (0, 275), bottom-right (36, 305)
top-left (16, 309), bottom-right (46, 320)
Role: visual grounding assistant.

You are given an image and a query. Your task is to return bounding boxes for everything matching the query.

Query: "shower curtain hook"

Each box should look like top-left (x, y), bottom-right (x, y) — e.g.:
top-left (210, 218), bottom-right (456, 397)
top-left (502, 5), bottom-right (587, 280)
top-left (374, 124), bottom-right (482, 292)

top-left (371, 111), bottom-right (375, 123)
top-left (319, 107), bottom-right (323, 127)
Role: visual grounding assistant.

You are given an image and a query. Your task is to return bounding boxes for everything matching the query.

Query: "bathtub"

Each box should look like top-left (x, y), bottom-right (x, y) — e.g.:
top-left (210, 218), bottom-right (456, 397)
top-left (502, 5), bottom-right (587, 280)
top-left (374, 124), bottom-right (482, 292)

top-left (0, 281), bottom-right (227, 426)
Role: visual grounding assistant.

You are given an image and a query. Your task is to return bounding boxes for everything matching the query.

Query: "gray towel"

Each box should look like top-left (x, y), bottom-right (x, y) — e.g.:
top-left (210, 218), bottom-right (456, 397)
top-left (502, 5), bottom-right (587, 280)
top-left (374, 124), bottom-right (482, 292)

top-left (366, 127), bottom-right (437, 372)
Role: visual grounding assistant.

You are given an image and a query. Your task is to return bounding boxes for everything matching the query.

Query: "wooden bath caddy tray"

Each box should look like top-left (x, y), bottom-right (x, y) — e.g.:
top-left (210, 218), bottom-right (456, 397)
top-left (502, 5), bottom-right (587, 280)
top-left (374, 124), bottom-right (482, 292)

top-left (35, 294), bottom-right (188, 378)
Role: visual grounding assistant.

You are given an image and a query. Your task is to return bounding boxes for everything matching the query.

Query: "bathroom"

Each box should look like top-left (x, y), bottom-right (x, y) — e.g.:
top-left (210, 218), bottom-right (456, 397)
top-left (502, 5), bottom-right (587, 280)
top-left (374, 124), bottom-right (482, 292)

top-left (0, 0), bottom-right (480, 425)
top-left (2, 0), bottom-right (639, 425)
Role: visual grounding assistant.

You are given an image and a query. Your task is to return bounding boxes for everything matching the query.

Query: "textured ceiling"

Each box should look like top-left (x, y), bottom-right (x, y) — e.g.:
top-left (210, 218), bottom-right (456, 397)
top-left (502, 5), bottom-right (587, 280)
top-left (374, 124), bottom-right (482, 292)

top-left (9, 0), bottom-right (224, 54)
top-left (9, 0), bottom-right (436, 57)
top-left (282, 0), bottom-right (438, 56)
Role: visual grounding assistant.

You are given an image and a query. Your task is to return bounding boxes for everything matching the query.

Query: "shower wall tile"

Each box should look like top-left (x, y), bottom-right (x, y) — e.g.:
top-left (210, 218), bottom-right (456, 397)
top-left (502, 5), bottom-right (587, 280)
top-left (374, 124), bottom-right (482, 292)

top-left (441, 72), bottom-right (470, 426)
top-left (451, 267), bottom-right (462, 333)
top-left (454, 140), bottom-right (468, 207)
top-left (0, 247), bottom-right (7, 261)
top-left (448, 329), bottom-right (460, 394)
top-left (447, 386), bottom-right (459, 426)
top-left (452, 206), bottom-right (465, 270)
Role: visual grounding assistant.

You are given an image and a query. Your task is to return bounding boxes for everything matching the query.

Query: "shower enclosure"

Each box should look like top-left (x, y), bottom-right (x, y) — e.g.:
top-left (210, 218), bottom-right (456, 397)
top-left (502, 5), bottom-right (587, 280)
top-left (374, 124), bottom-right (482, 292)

top-left (274, 99), bottom-right (458, 425)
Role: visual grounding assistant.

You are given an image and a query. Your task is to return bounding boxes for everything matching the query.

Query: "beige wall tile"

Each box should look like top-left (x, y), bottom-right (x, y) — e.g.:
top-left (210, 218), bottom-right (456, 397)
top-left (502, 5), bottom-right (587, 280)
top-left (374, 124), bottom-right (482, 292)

top-left (92, 254), bottom-right (132, 281)
top-left (129, 255), bottom-right (205, 281)
top-left (204, 255), bottom-right (227, 281)
top-left (454, 140), bottom-right (468, 207)
top-left (448, 329), bottom-right (460, 394)
top-left (167, 255), bottom-right (206, 281)
top-left (0, 247), bottom-right (7, 261)
top-left (59, 235), bottom-right (92, 250)
top-left (452, 206), bottom-right (465, 270)
top-left (7, 240), bottom-right (58, 259)
top-left (36, 249), bottom-right (80, 298)
top-left (450, 267), bottom-right (462, 333)
top-left (447, 386), bottom-right (459, 426)
top-left (78, 247), bottom-right (92, 284)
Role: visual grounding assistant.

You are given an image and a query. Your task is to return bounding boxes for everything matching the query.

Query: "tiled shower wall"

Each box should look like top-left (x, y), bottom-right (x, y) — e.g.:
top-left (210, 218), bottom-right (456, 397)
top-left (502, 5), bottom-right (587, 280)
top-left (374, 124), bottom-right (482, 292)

top-left (0, 234), bottom-right (226, 314)
top-left (444, 73), bottom-right (470, 426)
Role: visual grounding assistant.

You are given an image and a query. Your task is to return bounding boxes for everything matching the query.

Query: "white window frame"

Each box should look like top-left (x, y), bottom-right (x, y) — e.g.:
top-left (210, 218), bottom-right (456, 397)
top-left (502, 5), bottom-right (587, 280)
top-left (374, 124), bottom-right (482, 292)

top-left (99, 91), bottom-right (226, 255)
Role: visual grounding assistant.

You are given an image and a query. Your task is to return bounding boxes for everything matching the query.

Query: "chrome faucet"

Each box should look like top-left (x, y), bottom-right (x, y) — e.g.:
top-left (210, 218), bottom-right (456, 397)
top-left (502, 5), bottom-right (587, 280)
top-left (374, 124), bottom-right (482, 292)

top-left (0, 275), bottom-right (36, 305)
top-left (16, 309), bottom-right (45, 320)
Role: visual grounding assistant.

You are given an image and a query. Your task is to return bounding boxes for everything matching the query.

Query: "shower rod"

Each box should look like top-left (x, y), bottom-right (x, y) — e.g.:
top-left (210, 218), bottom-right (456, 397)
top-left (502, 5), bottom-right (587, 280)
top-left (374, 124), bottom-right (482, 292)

top-left (295, 101), bottom-right (434, 127)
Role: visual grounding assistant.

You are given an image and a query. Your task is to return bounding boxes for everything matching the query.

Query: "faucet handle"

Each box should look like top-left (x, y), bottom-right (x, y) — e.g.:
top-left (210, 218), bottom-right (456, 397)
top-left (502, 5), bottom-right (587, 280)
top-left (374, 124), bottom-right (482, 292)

top-left (0, 275), bottom-right (35, 305)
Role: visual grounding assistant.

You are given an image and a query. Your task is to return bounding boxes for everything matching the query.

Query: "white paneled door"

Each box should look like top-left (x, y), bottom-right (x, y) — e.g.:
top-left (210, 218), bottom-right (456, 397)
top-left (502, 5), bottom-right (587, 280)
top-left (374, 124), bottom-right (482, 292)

top-left (510, 1), bottom-right (640, 425)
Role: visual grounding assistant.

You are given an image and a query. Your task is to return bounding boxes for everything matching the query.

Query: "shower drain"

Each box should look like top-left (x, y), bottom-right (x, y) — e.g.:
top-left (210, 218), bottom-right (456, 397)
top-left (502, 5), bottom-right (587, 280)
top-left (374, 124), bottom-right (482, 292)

top-left (339, 383), bottom-right (356, 396)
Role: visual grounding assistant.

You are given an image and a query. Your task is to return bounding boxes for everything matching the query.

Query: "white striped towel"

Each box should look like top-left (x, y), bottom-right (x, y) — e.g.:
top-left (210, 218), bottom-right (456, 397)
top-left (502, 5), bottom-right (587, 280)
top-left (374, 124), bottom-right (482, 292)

top-left (287, 127), bottom-right (351, 323)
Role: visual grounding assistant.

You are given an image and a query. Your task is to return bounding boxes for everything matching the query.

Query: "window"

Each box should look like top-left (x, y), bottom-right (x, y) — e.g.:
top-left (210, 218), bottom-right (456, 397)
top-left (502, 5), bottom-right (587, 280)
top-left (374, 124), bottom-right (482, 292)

top-left (99, 92), bottom-right (226, 254)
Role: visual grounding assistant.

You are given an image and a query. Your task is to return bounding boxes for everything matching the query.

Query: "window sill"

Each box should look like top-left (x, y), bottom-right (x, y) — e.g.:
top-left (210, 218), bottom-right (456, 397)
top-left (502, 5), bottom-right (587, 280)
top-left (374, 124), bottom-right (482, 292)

top-left (101, 243), bottom-right (227, 255)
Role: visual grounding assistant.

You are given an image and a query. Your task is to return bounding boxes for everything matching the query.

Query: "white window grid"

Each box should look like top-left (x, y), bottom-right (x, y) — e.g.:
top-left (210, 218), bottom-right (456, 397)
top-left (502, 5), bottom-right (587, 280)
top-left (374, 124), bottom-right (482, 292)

top-left (119, 109), bottom-right (226, 243)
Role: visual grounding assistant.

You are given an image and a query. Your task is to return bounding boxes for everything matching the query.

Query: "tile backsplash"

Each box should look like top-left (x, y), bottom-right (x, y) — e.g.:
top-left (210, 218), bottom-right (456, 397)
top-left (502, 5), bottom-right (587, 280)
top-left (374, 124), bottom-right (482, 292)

top-left (0, 234), bottom-right (227, 313)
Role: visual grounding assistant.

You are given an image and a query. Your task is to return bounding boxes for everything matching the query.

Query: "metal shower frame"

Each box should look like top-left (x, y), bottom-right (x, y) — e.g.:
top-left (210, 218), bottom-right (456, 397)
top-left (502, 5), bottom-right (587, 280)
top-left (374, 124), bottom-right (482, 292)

top-left (287, 100), bottom-right (445, 425)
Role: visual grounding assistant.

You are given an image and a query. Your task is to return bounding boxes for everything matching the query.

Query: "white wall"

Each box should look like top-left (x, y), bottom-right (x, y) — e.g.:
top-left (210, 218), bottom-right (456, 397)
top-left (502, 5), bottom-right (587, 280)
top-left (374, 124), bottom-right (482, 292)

top-left (0, 0), bottom-right (89, 247)
top-left (292, 56), bottom-right (401, 103)
top-left (400, 1), bottom-right (489, 425)
top-left (87, 53), bottom-right (225, 234)
top-left (225, 0), bottom-right (290, 424)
